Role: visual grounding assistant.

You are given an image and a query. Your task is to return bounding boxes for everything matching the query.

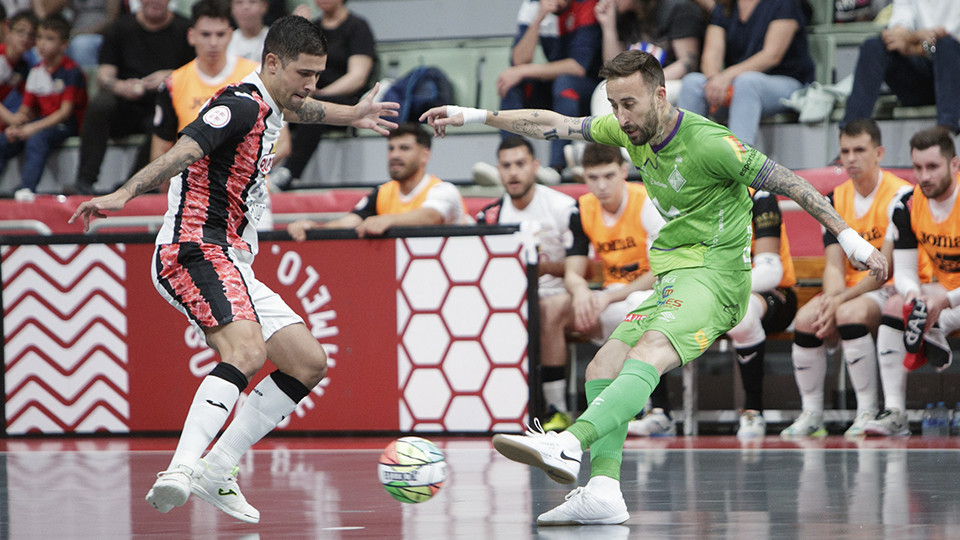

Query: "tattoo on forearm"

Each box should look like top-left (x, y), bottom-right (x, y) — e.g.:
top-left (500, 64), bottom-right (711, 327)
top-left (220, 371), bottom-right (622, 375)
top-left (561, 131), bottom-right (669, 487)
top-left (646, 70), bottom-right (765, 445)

top-left (511, 119), bottom-right (541, 137)
top-left (492, 111), bottom-right (499, 116)
top-left (297, 101), bottom-right (327, 123)
top-left (123, 141), bottom-right (203, 199)
top-left (765, 163), bottom-right (846, 235)
top-left (544, 129), bottom-right (558, 140)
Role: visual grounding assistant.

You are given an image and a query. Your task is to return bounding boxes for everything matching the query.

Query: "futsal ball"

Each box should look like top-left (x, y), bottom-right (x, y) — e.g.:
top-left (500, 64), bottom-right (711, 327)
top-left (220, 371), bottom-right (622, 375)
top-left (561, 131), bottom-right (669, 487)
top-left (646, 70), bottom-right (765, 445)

top-left (377, 436), bottom-right (447, 503)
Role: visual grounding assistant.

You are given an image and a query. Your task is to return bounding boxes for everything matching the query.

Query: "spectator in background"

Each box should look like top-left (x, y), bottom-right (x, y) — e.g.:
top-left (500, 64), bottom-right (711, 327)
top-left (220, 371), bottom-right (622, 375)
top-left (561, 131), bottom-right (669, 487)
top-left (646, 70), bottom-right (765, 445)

top-left (677, 0), bottom-right (814, 147)
top-left (70, 0), bottom-right (191, 195)
top-left (499, 0), bottom-right (602, 174)
top-left (476, 136), bottom-right (577, 431)
top-left (286, 123), bottom-right (471, 239)
top-left (840, 1), bottom-right (960, 135)
top-left (228, 0), bottom-right (268, 63)
top-left (0, 11), bottom-right (37, 130)
top-left (271, 0), bottom-right (375, 190)
top-left (152, 0), bottom-right (258, 161)
top-left (65, 0), bottom-right (123, 68)
top-left (5, 14), bottom-right (86, 201)
top-left (594, 0), bottom-right (704, 104)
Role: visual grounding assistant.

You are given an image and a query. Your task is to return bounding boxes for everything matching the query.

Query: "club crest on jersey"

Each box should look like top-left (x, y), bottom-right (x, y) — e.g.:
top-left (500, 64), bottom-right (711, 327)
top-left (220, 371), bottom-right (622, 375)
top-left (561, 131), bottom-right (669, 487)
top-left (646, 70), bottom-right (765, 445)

top-left (668, 164), bottom-right (686, 192)
top-left (203, 105), bottom-right (231, 128)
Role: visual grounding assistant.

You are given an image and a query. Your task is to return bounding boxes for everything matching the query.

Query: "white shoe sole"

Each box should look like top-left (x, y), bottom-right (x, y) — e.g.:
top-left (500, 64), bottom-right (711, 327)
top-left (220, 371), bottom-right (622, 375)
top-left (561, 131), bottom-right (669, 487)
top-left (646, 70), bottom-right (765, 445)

top-left (537, 511), bottom-right (630, 526)
top-left (492, 434), bottom-right (578, 484)
top-left (145, 482), bottom-right (190, 514)
top-left (191, 482), bottom-right (260, 523)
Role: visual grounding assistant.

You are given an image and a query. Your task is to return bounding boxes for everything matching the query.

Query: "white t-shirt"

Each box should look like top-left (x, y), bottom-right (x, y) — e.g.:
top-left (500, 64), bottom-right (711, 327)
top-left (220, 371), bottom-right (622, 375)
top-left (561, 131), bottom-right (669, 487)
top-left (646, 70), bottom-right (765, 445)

top-left (888, 0), bottom-right (960, 40)
top-left (228, 27), bottom-right (269, 64)
top-left (484, 184), bottom-right (576, 293)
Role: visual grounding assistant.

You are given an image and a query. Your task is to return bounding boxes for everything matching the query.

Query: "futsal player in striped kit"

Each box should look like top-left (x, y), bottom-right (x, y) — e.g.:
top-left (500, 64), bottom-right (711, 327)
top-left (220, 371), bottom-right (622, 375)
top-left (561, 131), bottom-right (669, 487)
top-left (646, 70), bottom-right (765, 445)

top-left (70, 16), bottom-right (398, 523)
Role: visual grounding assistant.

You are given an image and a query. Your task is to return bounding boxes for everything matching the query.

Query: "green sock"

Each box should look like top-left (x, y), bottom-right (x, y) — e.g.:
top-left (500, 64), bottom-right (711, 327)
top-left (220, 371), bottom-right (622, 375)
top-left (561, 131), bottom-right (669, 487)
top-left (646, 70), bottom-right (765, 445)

top-left (567, 359), bottom-right (660, 450)
top-left (577, 378), bottom-right (627, 481)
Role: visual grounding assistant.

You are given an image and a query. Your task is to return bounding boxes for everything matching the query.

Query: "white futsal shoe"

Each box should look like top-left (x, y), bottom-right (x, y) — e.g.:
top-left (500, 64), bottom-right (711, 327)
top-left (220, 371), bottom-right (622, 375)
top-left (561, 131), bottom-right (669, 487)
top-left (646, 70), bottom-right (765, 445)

top-left (537, 485), bottom-right (629, 526)
top-left (736, 410), bottom-right (766, 438)
top-left (780, 410), bottom-right (827, 438)
top-left (191, 459), bottom-right (260, 523)
top-left (844, 410), bottom-right (877, 438)
top-left (145, 464), bottom-right (193, 513)
top-left (863, 408), bottom-right (911, 437)
top-left (493, 420), bottom-right (582, 484)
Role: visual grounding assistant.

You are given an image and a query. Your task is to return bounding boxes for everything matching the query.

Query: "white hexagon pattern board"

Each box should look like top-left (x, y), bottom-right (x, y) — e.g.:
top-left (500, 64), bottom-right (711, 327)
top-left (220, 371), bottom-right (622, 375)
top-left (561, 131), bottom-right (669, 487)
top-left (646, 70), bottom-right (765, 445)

top-left (397, 235), bottom-right (529, 433)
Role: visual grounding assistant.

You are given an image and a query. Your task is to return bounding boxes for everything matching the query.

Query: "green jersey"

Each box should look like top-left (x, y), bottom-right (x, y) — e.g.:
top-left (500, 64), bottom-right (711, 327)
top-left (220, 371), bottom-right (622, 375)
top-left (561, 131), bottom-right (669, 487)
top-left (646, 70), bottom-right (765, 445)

top-left (585, 110), bottom-right (773, 274)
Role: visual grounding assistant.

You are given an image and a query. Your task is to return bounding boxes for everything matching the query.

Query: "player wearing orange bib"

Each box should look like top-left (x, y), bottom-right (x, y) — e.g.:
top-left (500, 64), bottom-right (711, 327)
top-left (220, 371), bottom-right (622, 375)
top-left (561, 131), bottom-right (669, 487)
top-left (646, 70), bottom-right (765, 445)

top-left (287, 123), bottom-right (472, 240)
top-left (784, 119), bottom-right (924, 438)
top-left (865, 128), bottom-right (960, 436)
top-left (152, 0), bottom-right (259, 160)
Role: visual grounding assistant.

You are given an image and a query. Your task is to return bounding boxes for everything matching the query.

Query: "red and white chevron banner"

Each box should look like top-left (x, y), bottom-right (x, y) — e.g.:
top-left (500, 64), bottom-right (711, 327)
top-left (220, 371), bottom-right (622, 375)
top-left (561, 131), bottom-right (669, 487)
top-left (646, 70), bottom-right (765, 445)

top-left (1, 232), bottom-right (530, 435)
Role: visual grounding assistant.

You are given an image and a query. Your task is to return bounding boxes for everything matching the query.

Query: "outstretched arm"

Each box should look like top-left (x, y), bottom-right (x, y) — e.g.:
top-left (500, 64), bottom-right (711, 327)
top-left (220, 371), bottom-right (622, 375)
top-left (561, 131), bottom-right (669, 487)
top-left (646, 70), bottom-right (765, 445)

top-left (285, 82), bottom-right (399, 135)
top-left (69, 136), bottom-right (205, 231)
top-left (762, 163), bottom-right (888, 282)
top-left (420, 105), bottom-right (590, 141)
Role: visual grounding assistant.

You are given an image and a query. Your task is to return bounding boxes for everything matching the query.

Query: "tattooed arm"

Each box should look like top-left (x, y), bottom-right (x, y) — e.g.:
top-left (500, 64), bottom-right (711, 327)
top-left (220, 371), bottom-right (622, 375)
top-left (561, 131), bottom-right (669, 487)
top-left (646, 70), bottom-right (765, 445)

top-left (284, 82), bottom-right (399, 136)
top-left (763, 162), bottom-right (889, 281)
top-left (69, 136), bottom-right (205, 232)
top-left (420, 105), bottom-right (590, 141)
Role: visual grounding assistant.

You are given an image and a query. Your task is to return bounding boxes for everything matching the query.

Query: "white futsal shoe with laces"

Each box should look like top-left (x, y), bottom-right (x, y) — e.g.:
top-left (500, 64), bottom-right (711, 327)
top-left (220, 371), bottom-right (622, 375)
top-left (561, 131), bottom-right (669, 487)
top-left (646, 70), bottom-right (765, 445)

top-left (145, 464), bottom-right (194, 513)
top-left (537, 484), bottom-right (629, 526)
top-left (191, 459), bottom-right (260, 523)
top-left (493, 419), bottom-right (582, 484)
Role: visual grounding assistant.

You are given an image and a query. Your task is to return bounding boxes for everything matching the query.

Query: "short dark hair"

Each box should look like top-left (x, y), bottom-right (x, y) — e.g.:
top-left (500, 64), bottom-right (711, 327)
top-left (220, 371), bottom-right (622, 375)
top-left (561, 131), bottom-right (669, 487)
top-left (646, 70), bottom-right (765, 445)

top-left (389, 122), bottom-right (431, 149)
top-left (10, 10), bottom-right (38, 31)
top-left (38, 13), bottom-right (70, 41)
top-left (840, 118), bottom-right (882, 147)
top-left (582, 143), bottom-right (624, 168)
top-left (192, 0), bottom-right (232, 26)
top-left (910, 126), bottom-right (957, 160)
top-left (498, 136), bottom-right (535, 158)
top-left (262, 15), bottom-right (327, 66)
top-left (598, 50), bottom-right (665, 90)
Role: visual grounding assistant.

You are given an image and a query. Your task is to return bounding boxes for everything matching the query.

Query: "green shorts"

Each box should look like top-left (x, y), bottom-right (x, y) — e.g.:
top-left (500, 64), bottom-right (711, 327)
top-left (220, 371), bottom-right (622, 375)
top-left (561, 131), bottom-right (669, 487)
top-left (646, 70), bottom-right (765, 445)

top-left (608, 267), bottom-right (751, 365)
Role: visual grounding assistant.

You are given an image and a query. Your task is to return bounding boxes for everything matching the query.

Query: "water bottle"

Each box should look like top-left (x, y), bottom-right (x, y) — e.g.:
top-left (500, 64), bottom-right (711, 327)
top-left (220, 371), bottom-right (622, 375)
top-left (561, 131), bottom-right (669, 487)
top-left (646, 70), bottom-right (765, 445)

top-left (952, 402), bottom-right (960, 436)
top-left (922, 403), bottom-right (935, 436)
top-left (936, 402), bottom-right (951, 436)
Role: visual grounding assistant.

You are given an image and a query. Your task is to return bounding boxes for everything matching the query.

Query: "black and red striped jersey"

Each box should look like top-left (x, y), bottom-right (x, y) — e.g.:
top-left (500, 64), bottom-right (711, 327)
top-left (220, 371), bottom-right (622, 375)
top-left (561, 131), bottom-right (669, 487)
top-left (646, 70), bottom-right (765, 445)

top-left (156, 70), bottom-right (278, 255)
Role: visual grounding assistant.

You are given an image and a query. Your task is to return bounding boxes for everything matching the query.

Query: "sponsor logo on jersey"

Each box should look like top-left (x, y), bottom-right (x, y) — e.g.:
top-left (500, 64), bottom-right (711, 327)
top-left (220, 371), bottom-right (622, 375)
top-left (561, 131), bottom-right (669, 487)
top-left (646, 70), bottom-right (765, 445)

top-left (596, 236), bottom-right (637, 253)
top-left (623, 313), bottom-right (647, 322)
top-left (259, 153), bottom-right (275, 174)
top-left (203, 105), bottom-right (231, 128)
top-left (694, 329), bottom-right (710, 351)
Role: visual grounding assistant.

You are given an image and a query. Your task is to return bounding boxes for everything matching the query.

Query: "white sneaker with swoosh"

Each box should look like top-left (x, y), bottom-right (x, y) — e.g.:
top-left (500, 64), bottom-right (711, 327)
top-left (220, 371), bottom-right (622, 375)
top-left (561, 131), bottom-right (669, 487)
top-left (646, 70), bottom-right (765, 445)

top-left (493, 420), bottom-right (582, 484)
top-left (537, 485), bottom-right (629, 525)
top-left (191, 459), bottom-right (260, 523)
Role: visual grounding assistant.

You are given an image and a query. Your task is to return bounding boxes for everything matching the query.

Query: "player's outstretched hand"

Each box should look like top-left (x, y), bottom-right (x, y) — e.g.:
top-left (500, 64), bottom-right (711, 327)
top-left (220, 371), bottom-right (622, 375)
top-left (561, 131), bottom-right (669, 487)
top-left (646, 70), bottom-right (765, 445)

top-left (419, 106), bottom-right (463, 138)
top-left (353, 82), bottom-right (399, 136)
top-left (860, 247), bottom-right (889, 283)
top-left (68, 191), bottom-right (130, 232)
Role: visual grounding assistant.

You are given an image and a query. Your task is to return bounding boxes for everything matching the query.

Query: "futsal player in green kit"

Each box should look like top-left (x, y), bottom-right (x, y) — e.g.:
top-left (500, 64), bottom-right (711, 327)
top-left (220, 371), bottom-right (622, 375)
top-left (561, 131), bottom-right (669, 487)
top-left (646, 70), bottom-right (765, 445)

top-left (421, 50), bottom-right (888, 526)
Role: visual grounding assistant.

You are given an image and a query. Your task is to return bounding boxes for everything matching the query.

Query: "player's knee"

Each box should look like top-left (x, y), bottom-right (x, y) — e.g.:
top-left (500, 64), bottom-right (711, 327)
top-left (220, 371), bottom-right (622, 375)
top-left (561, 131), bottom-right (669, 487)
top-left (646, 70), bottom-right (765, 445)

top-left (300, 345), bottom-right (328, 386)
top-left (835, 301), bottom-right (868, 326)
top-left (792, 300), bottom-right (820, 332)
top-left (226, 341), bottom-right (268, 378)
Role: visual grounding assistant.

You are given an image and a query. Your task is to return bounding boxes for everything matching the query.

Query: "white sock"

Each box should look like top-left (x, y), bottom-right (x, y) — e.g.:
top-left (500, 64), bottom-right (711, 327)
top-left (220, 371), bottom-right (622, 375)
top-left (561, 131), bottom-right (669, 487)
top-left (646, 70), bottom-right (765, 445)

top-left (876, 325), bottom-right (907, 412)
top-left (842, 334), bottom-right (879, 413)
top-left (543, 379), bottom-right (568, 414)
top-left (168, 375), bottom-right (240, 471)
top-left (587, 474), bottom-right (621, 497)
top-left (792, 344), bottom-right (826, 413)
top-left (204, 375), bottom-right (298, 473)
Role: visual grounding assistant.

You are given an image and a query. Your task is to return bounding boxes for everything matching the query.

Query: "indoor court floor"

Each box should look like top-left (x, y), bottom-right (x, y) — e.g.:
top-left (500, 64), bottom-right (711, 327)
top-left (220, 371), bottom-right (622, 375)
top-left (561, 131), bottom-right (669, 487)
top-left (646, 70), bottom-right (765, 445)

top-left (2, 435), bottom-right (959, 539)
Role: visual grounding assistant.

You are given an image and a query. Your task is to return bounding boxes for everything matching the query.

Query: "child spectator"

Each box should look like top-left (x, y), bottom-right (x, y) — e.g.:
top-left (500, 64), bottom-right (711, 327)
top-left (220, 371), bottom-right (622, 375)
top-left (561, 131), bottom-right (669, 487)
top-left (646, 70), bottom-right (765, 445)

top-left (4, 14), bottom-right (86, 201)
top-left (0, 10), bottom-right (37, 129)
